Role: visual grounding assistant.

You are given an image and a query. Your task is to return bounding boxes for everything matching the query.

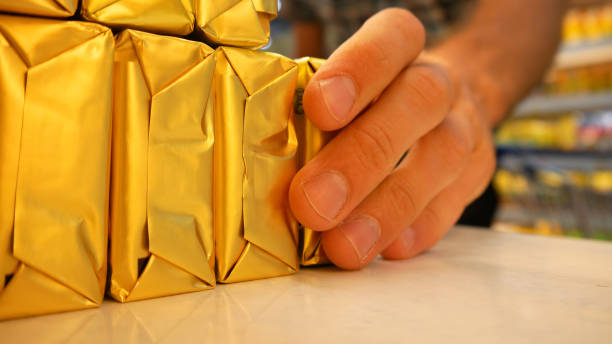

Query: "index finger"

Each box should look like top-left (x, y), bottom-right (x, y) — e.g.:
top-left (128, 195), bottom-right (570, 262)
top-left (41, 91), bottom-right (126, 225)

top-left (303, 8), bottom-right (425, 131)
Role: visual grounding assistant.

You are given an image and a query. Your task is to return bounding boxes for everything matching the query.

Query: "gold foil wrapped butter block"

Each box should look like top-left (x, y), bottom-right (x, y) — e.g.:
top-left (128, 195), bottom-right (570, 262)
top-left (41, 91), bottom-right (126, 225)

top-left (294, 57), bottom-right (336, 266)
top-left (0, 15), bottom-right (114, 319)
top-left (196, 0), bottom-right (277, 48)
top-left (110, 30), bottom-right (216, 302)
top-left (81, 0), bottom-right (195, 35)
top-left (0, 0), bottom-right (78, 17)
top-left (214, 47), bottom-right (299, 283)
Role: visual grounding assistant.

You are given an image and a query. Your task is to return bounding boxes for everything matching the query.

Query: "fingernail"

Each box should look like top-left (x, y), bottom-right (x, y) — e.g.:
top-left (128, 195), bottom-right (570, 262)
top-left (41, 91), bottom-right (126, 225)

top-left (339, 216), bottom-right (381, 262)
top-left (319, 75), bottom-right (356, 123)
top-left (302, 171), bottom-right (349, 221)
top-left (399, 228), bottom-right (416, 252)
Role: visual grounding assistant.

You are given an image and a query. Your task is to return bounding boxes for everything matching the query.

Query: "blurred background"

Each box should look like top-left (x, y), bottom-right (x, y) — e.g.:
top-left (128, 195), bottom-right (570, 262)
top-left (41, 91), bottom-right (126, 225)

top-left (267, 0), bottom-right (612, 242)
top-left (492, 0), bottom-right (612, 241)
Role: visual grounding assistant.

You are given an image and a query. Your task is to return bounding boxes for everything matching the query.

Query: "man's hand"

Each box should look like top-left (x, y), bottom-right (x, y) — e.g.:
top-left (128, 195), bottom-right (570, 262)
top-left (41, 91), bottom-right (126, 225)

top-left (289, 8), bottom-right (497, 270)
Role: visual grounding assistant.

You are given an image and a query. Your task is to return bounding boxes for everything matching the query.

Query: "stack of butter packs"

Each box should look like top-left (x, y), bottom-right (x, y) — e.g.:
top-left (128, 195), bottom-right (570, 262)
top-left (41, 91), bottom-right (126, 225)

top-left (0, 0), bottom-right (332, 319)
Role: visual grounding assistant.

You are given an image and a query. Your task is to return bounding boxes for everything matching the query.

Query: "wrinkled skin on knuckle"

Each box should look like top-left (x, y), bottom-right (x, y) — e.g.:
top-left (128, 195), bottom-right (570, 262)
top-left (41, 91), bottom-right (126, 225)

top-left (416, 206), bottom-right (443, 234)
top-left (354, 38), bottom-right (394, 75)
top-left (428, 122), bottom-right (472, 173)
top-left (417, 205), bottom-right (458, 251)
top-left (401, 65), bottom-right (453, 122)
top-left (347, 121), bottom-right (397, 174)
top-left (387, 176), bottom-right (419, 221)
top-left (452, 94), bottom-right (485, 145)
top-left (475, 130), bottom-right (497, 180)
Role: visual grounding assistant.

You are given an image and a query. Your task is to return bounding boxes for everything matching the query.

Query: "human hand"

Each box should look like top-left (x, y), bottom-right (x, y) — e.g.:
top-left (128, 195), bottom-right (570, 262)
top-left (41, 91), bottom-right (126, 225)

top-left (289, 8), bottom-right (497, 270)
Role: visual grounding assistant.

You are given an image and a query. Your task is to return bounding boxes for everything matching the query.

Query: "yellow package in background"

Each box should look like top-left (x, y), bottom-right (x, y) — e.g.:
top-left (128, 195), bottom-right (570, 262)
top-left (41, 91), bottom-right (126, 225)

top-left (196, 0), bottom-right (277, 48)
top-left (214, 47), bottom-right (299, 283)
top-left (81, 0), bottom-right (195, 35)
top-left (294, 57), bottom-right (336, 266)
top-left (0, 15), bottom-right (114, 319)
top-left (0, 0), bottom-right (78, 17)
top-left (110, 30), bottom-right (216, 302)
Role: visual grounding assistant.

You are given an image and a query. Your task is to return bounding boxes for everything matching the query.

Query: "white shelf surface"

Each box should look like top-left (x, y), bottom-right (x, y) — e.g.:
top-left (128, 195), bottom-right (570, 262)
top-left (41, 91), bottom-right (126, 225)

top-left (513, 91), bottom-right (612, 116)
top-left (554, 40), bottom-right (612, 69)
top-left (2, 227), bottom-right (612, 343)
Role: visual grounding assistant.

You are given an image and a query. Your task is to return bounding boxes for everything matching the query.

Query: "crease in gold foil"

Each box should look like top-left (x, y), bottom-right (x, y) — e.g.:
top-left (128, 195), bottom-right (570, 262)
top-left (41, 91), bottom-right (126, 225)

top-left (0, 0), bottom-right (78, 18)
top-left (109, 29), bottom-right (216, 302)
top-left (0, 15), bottom-right (114, 319)
top-left (196, 0), bottom-right (277, 49)
top-left (294, 57), bottom-right (336, 266)
top-left (81, 0), bottom-right (196, 35)
top-left (214, 46), bottom-right (299, 283)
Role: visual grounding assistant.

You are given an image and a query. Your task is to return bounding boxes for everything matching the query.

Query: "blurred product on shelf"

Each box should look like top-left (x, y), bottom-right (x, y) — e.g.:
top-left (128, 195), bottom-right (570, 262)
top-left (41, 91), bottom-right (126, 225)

top-left (496, 111), bottom-right (612, 152)
top-left (493, 155), bottom-right (612, 241)
top-left (539, 3), bottom-right (612, 96)
top-left (543, 62), bottom-right (612, 94)
top-left (498, 2), bottom-right (612, 245)
top-left (563, 3), bottom-right (612, 45)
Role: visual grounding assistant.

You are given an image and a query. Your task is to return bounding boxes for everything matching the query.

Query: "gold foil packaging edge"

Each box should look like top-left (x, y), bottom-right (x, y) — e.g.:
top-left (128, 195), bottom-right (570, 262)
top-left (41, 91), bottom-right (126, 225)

top-left (214, 46), bottom-right (299, 283)
top-left (196, 0), bottom-right (277, 48)
top-left (0, 0), bottom-right (79, 18)
top-left (0, 15), bottom-right (114, 319)
top-left (109, 29), bottom-right (216, 302)
top-left (294, 57), bottom-right (336, 266)
top-left (80, 0), bottom-right (196, 36)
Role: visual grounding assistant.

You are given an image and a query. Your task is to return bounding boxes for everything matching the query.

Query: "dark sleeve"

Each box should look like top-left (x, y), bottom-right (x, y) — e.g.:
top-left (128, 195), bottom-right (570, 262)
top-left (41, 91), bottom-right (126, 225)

top-left (280, 0), bottom-right (320, 22)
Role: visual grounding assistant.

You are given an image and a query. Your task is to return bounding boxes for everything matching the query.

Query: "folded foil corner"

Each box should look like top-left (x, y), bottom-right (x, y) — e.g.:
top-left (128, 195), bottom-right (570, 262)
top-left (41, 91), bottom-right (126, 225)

top-left (294, 57), bottom-right (336, 266)
top-left (0, 15), bottom-right (114, 319)
top-left (109, 29), bottom-right (216, 302)
top-left (214, 47), bottom-right (299, 283)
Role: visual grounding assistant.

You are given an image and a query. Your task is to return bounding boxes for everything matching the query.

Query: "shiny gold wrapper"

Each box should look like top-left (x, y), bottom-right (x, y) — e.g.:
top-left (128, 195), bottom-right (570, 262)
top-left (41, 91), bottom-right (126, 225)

top-left (0, 0), bottom-right (78, 17)
top-left (294, 57), bottom-right (335, 266)
top-left (109, 30), bottom-right (216, 302)
top-left (81, 0), bottom-right (195, 35)
top-left (214, 47), bottom-right (299, 283)
top-left (196, 0), bottom-right (277, 48)
top-left (0, 15), bottom-right (114, 319)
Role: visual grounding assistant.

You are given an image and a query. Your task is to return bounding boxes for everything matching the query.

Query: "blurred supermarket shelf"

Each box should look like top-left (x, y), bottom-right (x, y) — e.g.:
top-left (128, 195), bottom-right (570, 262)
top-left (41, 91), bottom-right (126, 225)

top-left (553, 40), bottom-right (612, 69)
top-left (497, 148), bottom-right (612, 172)
top-left (497, 146), bottom-right (612, 158)
top-left (569, 0), bottom-right (611, 7)
top-left (513, 91), bottom-right (612, 116)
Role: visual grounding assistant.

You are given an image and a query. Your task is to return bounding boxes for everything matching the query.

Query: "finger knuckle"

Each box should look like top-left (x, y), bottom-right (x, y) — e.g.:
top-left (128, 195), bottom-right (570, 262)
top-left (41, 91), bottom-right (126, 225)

top-left (435, 123), bottom-right (472, 171)
top-left (418, 206), bottom-right (443, 233)
top-left (462, 103), bottom-right (486, 143)
top-left (358, 38), bottom-right (393, 73)
top-left (402, 66), bottom-right (453, 119)
top-left (478, 134), bottom-right (498, 180)
top-left (349, 122), bottom-right (396, 173)
top-left (417, 206), bottom-right (457, 249)
top-left (387, 177), bottom-right (419, 220)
